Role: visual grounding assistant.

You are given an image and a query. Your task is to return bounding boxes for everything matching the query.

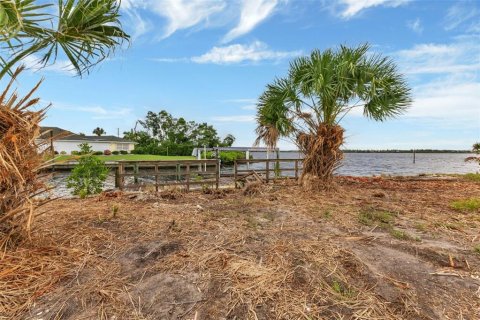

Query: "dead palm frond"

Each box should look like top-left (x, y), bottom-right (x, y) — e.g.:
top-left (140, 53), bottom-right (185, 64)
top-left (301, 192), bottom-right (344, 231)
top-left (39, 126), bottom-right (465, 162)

top-left (0, 67), bottom-right (50, 247)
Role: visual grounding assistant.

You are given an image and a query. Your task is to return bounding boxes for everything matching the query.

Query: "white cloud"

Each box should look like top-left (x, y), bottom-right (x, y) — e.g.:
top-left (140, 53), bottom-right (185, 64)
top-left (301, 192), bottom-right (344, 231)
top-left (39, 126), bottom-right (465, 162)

top-left (52, 104), bottom-right (134, 120)
top-left (444, 1), bottom-right (479, 31)
top-left (191, 41), bottom-right (301, 64)
top-left (390, 38), bottom-right (480, 129)
top-left (122, 0), bottom-right (226, 39)
top-left (212, 115), bottom-right (256, 122)
top-left (408, 80), bottom-right (480, 123)
top-left (241, 105), bottom-right (257, 110)
top-left (22, 55), bottom-right (75, 76)
top-left (336, 0), bottom-right (410, 19)
top-left (123, 8), bottom-right (152, 40)
top-left (407, 18), bottom-right (423, 34)
top-left (395, 40), bottom-right (480, 74)
top-left (222, 0), bottom-right (279, 43)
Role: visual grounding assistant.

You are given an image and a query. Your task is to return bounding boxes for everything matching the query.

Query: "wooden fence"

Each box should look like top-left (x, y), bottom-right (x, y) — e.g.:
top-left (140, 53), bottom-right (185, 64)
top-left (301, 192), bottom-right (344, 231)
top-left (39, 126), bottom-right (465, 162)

top-left (115, 160), bottom-right (219, 191)
top-left (233, 158), bottom-right (303, 186)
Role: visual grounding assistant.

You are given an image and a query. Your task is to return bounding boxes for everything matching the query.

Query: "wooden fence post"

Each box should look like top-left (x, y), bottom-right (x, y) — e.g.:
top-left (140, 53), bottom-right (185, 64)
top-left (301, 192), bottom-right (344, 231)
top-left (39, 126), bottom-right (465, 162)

top-left (215, 161), bottom-right (219, 189)
top-left (119, 163), bottom-right (124, 190)
top-left (294, 160), bottom-right (298, 180)
top-left (133, 163), bottom-right (139, 184)
top-left (266, 160), bottom-right (270, 183)
top-left (115, 166), bottom-right (120, 188)
top-left (155, 164), bottom-right (159, 192)
top-left (186, 164), bottom-right (190, 192)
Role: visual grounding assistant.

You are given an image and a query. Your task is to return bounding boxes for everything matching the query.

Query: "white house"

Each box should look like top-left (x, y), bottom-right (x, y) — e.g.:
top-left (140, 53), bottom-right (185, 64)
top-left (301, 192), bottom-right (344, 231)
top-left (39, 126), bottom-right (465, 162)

top-left (40, 127), bottom-right (136, 154)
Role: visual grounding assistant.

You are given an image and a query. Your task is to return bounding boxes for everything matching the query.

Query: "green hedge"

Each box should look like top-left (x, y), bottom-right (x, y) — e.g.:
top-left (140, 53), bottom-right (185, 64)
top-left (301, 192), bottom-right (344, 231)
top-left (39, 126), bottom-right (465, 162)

top-left (131, 143), bottom-right (194, 156)
top-left (202, 151), bottom-right (251, 165)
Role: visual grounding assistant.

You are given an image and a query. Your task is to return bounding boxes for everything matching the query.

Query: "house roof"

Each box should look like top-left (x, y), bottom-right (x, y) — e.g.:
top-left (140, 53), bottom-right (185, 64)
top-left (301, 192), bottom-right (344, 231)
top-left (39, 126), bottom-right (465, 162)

top-left (40, 127), bottom-right (135, 143)
top-left (40, 126), bottom-right (73, 137)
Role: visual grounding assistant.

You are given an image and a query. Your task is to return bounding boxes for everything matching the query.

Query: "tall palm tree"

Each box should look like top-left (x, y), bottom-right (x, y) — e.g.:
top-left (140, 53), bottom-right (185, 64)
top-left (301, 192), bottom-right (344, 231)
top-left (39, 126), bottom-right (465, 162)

top-left (92, 127), bottom-right (105, 136)
top-left (0, 0), bottom-right (129, 79)
top-left (255, 44), bottom-right (412, 188)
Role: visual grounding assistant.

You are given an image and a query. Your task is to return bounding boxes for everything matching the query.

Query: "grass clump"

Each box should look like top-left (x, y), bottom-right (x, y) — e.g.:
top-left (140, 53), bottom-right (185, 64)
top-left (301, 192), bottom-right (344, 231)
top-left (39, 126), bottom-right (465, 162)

top-left (390, 228), bottom-right (420, 242)
top-left (474, 245), bottom-right (480, 255)
top-left (330, 279), bottom-right (356, 299)
top-left (358, 209), bottom-right (395, 228)
top-left (464, 173), bottom-right (480, 183)
top-left (450, 198), bottom-right (480, 211)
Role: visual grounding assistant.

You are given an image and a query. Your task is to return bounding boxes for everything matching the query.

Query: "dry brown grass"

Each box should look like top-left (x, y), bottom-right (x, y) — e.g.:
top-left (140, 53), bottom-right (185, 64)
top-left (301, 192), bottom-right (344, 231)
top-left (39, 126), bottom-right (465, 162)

top-left (1, 177), bottom-right (480, 319)
top-left (0, 67), bottom-right (51, 249)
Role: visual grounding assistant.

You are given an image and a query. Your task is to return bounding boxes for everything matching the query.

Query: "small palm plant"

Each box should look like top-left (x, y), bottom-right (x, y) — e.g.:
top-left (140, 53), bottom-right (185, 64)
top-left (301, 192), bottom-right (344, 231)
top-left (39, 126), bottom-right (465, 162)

top-left (0, 0), bottom-right (129, 79)
top-left (255, 44), bottom-right (412, 188)
top-left (465, 143), bottom-right (480, 167)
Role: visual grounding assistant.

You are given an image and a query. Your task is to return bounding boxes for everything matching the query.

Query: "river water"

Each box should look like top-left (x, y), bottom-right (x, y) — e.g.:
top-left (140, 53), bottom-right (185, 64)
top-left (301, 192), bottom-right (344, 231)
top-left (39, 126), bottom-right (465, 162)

top-left (46, 152), bottom-right (477, 198)
top-left (247, 152), bottom-right (477, 176)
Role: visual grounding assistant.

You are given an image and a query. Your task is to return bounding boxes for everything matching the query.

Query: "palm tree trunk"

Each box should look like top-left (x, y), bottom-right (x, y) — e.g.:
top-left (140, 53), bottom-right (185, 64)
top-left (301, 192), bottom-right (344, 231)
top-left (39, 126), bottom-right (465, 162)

top-left (297, 124), bottom-right (344, 189)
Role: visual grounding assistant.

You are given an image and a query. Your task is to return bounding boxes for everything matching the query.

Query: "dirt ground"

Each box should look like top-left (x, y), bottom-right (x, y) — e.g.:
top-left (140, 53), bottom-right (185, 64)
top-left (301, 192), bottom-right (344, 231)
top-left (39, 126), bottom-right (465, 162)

top-left (2, 176), bottom-right (480, 320)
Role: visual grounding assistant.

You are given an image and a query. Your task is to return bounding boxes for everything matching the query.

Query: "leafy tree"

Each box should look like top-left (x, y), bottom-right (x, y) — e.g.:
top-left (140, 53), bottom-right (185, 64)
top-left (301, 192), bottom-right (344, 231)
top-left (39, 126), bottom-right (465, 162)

top-left (255, 44), bottom-right (411, 187)
top-left (132, 110), bottom-right (235, 155)
top-left (66, 156), bottom-right (109, 198)
top-left (78, 142), bottom-right (92, 154)
top-left (0, 0), bottom-right (129, 79)
top-left (93, 127), bottom-right (106, 136)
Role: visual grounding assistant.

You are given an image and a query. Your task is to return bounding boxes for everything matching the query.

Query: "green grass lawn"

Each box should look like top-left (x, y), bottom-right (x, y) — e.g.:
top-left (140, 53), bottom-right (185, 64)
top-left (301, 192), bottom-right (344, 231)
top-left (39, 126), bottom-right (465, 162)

top-left (54, 154), bottom-right (195, 162)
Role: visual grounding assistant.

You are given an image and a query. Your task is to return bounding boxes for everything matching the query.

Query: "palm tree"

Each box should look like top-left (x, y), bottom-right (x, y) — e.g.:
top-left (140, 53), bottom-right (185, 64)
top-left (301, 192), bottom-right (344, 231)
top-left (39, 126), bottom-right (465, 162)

top-left (93, 127), bottom-right (106, 136)
top-left (255, 44), bottom-right (412, 188)
top-left (465, 142), bottom-right (480, 166)
top-left (0, 0), bottom-right (129, 79)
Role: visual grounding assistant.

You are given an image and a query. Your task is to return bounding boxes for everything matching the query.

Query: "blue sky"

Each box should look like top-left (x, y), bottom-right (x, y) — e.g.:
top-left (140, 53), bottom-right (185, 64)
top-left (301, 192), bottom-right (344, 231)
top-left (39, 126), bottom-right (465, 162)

top-left (13, 0), bottom-right (480, 149)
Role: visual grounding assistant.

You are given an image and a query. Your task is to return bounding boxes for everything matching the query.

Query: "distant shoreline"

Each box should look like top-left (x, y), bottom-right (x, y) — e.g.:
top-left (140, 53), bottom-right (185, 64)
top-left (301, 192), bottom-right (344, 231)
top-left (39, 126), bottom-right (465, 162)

top-left (259, 149), bottom-right (471, 154)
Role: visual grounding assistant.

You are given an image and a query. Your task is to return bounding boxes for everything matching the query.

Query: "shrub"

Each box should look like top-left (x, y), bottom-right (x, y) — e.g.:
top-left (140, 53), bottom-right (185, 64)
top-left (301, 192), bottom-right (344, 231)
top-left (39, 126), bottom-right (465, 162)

top-left (464, 173), bottom-right (480, 183)
top-left (450, 198), bottom-right (480, 211)
top-left (60, 151), bottom-right (67, 155)
top-left (203, 151), bottom-right (250, 165)
top-left (358, 209), bottom-right (395, 227)
top-left (104, 149), bottom-right (111, 155)
top-left (66, 156), bottom-right (109, 198)
top-left (71, 151), bottom-right (80, 155)
top-left (93, 151), bottom-right (103, 155)
top-left (78, 142), bottom-right (92, 155)
top-left (120, 150), bottom-right (128, 154)
top-left (112, 151), bottom-right (119, 155)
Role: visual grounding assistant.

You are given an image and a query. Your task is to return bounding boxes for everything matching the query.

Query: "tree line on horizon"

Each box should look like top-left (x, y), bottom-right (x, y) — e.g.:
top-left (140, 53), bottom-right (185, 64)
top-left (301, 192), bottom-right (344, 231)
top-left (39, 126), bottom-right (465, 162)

top-left (123, 110), bottom-right (235, 156)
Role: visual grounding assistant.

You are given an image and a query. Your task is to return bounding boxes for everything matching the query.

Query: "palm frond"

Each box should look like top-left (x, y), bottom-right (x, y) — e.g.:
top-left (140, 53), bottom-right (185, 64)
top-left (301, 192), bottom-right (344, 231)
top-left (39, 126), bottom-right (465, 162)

top-left (1, 0), bottom-right (130, 79)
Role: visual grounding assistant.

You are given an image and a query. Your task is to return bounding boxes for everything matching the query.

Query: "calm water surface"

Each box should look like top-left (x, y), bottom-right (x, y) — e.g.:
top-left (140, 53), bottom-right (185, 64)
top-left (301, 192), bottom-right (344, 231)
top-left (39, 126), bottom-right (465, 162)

top-left (247, 152), bottom-right (477, 176)
top-left (48, 152), bottom-right (477, 198)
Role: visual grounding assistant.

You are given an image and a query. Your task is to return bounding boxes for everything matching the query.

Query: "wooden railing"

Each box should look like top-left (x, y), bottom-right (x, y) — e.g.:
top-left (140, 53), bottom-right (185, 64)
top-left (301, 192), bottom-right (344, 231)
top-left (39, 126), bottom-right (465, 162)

top-left (233, 158), bottom-right (303, 186)
top-left (116, 160), bottom-right (219, 192)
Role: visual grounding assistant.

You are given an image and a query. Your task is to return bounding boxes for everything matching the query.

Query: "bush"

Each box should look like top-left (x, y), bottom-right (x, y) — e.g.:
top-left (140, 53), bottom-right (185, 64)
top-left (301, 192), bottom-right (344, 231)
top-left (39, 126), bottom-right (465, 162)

top-left (120, 150), bottom-right (128, 154)
top-left (71, 151), bottom-right (80, 155)
top-left (451, 198), bottom-right (480, 211)
top-left (66, 156), bottom-right (109, 198)
top-left (60, 151), bottom-right (67, 155)
top-left (93, 151), bottom-right (103, 155)
top-left (78, 142), bottom-right (92, 155)
top-left (112, 151), bottom-right (119, 155)
top-left (203, 151), bottom-right (250, 165)
top-left (104, 149), bottom-right (111, 155)
top-left (131, 143), bottom-right (194, 156)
